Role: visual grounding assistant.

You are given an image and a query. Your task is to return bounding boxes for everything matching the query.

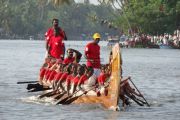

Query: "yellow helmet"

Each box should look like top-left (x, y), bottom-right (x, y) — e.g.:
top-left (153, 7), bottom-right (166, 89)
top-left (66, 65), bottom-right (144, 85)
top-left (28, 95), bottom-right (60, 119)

top-left (93, 33), bottom-right (101, 40)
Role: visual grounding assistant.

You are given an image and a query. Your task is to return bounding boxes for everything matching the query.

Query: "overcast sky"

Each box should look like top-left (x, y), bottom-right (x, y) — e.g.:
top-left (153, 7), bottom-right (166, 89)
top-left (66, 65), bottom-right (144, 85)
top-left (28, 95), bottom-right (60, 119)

top-left (89, 0), bottom-right (99, 4)
top-left (75, 0), bottom-right (99, 5)
top-left (75, 0), bottom-right (120, 8)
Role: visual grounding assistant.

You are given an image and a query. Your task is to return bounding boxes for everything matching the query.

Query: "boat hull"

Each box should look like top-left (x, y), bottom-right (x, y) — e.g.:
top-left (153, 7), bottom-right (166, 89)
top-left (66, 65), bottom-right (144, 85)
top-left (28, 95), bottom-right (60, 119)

top-left (72, 43), bottom-right (122, 110)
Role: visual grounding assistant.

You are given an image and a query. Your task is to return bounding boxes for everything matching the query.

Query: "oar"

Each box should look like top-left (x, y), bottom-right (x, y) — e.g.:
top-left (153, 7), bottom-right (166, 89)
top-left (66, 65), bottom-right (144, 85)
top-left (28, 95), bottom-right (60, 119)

top-left (129, 78), bottom-right (150, 107)
top-left (28, 87), bottom-right (51, 92)
top-left (55, 84), bottom-right (98, 105)
top-left (17, 81), bottom-right (38, 84)
top-left (55, 90), bottom-right (80, 105)
top-left (53, 91), bottom-right (67, 100)
top-left (64, 87), bottom-right (96, 105)
top-left (63, 91), bottom-right (87, 104)
top-left (38, 90), bottom-right (56, 99)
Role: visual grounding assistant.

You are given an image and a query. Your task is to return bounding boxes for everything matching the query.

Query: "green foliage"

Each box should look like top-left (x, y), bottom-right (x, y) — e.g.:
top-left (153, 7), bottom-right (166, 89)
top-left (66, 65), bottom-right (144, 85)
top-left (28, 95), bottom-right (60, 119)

top-left (0, 0), bottom-right (117, 39)
top-left (115, 0), bottom-right (180, 35)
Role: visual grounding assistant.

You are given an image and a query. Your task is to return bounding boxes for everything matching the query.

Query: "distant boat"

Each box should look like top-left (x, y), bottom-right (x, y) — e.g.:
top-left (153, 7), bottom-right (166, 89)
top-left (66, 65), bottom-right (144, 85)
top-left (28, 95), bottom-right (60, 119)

top-left (107, 39), bottom-right (120, 48)
top-left (29, 36), bottom-right (34, 40)
top-left (159, 44), bottom-right (172, 49)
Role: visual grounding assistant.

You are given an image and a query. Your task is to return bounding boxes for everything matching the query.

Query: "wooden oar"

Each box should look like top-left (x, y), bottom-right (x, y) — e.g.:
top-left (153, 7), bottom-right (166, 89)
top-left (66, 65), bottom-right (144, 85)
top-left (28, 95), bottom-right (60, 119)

top-left (28, 87), bottom-right (51, 92)
top-left (53, 91), bottom-right (67, 100)
top-left (63, 91), bottom-right (86, 105)
top-left (64, 87), bottom-right (96, 105)
top-left (55, 84), bottom-right (98, 105)
top-left (17, 81), bottom-right (38, 84)
top-left (38, 90), bottom-right (56, 99)
top-left (55, 90), bottom-right (80, 105)
top-left (129, 78), bottom-right (150, 107)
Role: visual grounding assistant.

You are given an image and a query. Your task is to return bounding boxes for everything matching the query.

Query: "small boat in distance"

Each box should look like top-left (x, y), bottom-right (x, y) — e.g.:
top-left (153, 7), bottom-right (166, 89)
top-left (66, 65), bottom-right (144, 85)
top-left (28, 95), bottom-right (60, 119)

top-left (107, 36), bottom-right (120, 48)
top-left (159, 44), bottom-right (173, 49)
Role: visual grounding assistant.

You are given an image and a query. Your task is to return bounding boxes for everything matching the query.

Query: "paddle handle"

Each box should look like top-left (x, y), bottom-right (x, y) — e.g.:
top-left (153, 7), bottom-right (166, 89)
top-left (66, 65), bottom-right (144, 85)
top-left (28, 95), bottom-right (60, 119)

top-left (129, 78), bottom-right (150, 107)
top-left (17, 81), bottom-right (38, 84)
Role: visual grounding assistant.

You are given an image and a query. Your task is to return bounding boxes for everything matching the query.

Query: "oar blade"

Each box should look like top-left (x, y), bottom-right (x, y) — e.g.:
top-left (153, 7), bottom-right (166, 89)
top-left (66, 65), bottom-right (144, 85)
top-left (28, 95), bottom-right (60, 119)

top-left (53, 92), bottom-right (66, 100)
top-left (55, 93), bottom-right (69, 105)
top-left (17, 81), bottom-right (38, 84)
top-left (38, 90), bottom-right (55, 99)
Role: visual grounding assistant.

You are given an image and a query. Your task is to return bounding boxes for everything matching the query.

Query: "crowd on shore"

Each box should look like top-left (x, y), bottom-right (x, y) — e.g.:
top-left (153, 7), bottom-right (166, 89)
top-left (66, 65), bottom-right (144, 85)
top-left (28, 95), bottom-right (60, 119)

top-left (119, 29), bottom-right (180, 48)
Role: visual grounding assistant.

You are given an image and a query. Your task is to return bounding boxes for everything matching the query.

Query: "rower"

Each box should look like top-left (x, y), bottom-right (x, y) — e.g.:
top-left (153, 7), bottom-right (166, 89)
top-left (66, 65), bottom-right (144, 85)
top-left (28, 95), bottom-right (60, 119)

top-left (78, 67), bottom-right (98, 96)
top-left (52, 63), bottom-right (64, 90)
top-left (65, 64), bottom-right (78, 95)
top-left (42, 58), bottom-right (57, 86)
top-left (38, 57), bottom-right (52, 85)
top-left (63, 48), bottom-right (82, 64)
top-left (70, 65), bottom-right (85, 94)
top-left (46, 61), bottom-right (62, 87)
top-left (55, 64), bottom-right (72, 91)
top-left (97, 64), bottom-right (111, 96)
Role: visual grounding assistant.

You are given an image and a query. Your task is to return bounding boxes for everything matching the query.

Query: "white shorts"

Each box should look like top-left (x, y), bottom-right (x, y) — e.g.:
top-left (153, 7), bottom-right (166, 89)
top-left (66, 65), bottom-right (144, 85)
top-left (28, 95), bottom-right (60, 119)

top-left (45, 51), bottom-right (48, 58)
top-left (93, 68), bottom-right (101, 77)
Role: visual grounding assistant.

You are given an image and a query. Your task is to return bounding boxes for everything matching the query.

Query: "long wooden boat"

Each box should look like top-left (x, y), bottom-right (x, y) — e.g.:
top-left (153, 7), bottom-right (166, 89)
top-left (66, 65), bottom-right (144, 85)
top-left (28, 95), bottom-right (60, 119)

top-left (26, 43), bottom-right (122, 111)
top-left (70, 43), bottom-right (122, 111)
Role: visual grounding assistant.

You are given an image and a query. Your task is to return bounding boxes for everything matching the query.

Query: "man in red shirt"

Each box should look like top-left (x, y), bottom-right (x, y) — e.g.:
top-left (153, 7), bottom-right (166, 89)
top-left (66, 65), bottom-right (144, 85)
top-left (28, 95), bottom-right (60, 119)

top-left (48, 29), bottom-right (64, 59)
top-left (63, 48), bottom-right (82, 64)
top-left (45, 18), bottom-right (67, 59)
top-left (84, 33), bottom-right (101, 77)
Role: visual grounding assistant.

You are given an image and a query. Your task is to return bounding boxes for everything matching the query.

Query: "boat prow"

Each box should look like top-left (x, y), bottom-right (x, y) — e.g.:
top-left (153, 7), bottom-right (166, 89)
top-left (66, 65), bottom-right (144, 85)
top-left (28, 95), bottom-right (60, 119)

top-left (72, 43), bottom-right (122, 111)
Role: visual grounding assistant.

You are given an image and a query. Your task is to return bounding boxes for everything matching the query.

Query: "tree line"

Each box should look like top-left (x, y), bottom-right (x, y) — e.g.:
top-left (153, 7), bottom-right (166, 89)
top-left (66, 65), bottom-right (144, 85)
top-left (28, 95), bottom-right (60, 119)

top-left (0, 0), bottom-right (179, 39)
top-left (0, 0), bottom-right (118, 40)
top-left (113, 0), bottom-right (180, 35)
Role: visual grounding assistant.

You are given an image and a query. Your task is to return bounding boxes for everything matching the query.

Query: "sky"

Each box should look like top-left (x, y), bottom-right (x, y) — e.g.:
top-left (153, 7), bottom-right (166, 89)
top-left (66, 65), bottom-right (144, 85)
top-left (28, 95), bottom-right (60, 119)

top-left (75, 0), bottom-right (100, 5)
top-left (75, 0), bottom-right (120, 8)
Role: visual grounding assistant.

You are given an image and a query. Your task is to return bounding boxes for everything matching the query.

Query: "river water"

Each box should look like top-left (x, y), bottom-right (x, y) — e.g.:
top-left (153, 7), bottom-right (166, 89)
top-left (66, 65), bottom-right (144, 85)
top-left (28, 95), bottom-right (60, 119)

top-left (0, 40), bottom-right (180, 120)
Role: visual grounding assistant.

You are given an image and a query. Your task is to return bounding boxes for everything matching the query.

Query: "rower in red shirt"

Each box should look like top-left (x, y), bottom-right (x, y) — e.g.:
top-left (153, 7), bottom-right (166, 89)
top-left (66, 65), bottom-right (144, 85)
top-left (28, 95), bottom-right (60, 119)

top-left (98, 65), bottom-right (110, 86)
top-left (78, 65), bottom-right (88, 85)
top-left (71, 65), bottom-right (85, 94)
top-left (38, 57), bottom-right (52, 85)
top-left (85, 33), bottom-right (101, 77)
top-left (63, 48), bottom-right (82, 64)
top-left (65, 64), bottom-right (78, 95)
top-left (55, 64), bottom-right (72, 91)
top-left (52, 63), bottom-right (66, 90)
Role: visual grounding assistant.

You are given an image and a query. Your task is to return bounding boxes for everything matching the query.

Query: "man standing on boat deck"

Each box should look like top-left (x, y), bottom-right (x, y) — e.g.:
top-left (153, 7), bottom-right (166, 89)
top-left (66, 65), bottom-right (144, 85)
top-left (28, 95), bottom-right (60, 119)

top-left (45, 18), bottom-right (67, 59)
top-left (47, 28), bottom-right (64, 60)
top-left (84, 33), bottom-right (101, 77)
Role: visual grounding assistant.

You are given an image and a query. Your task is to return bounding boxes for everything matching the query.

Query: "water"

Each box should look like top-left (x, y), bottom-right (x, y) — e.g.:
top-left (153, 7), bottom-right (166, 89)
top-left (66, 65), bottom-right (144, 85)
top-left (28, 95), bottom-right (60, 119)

top-left (0, 40), bottom-right (180, 120)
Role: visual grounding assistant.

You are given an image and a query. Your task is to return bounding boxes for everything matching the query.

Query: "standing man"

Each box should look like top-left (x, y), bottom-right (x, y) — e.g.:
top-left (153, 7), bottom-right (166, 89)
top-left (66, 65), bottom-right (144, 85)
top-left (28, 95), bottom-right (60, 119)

top-left (84, 33), bottom-right (101, 77)
top-left (45, 18), bottom-right (67, 59)
top-left (47, 27), bottom-right (64, 60)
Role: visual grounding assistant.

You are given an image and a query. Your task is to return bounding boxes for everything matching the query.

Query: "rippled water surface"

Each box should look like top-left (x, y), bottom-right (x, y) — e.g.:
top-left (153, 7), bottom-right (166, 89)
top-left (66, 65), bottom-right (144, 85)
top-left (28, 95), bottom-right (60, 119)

top-left (0, 40), bottom-right (180, 120)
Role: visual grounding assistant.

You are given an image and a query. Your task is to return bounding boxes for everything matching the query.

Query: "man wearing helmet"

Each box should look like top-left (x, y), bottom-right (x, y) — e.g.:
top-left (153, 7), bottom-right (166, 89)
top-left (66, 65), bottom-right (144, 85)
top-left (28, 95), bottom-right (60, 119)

top-left (84, 33), bottom-right (101, 77)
